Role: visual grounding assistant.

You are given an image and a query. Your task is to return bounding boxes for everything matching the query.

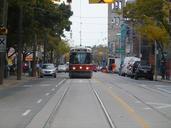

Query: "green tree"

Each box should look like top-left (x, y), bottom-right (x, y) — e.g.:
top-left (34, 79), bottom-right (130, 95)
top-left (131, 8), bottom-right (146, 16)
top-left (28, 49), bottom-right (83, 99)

top-left (124, 0), bottom-right (171, 45)
top-left (7, 0), bottom-right (73, 78)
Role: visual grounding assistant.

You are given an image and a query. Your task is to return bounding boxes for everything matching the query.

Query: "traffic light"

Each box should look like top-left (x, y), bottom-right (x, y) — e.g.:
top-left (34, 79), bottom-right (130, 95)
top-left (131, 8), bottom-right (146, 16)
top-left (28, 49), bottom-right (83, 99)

top-left (67, 0), bottom-right (72, 3)
top-left (0, 27), bottom-right (8, 35)
top-left (89, 0), bottom-right (115, 4)
top-left (103, 0), bottom-right (115, 3)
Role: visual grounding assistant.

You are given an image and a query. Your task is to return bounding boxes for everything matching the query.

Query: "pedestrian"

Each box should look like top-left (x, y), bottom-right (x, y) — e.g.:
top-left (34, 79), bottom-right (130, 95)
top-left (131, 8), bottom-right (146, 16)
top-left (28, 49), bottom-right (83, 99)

top-left (160, 60), bottom-right (166, 80)
top-left (111, 63), bottom-right (116, 73)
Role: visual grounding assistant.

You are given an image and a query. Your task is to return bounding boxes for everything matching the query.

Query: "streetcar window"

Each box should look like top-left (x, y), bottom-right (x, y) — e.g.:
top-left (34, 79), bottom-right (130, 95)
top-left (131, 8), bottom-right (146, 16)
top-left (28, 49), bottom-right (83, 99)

top-left (70, 53), bottom-right (92, 64)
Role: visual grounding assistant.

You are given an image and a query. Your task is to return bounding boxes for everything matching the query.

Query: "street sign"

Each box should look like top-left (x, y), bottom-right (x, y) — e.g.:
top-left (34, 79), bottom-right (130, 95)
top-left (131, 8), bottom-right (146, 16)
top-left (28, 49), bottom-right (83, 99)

top-left (116, 48), bottom-right (125, 53)
top-left (0, 35), bottom-right (6, 52)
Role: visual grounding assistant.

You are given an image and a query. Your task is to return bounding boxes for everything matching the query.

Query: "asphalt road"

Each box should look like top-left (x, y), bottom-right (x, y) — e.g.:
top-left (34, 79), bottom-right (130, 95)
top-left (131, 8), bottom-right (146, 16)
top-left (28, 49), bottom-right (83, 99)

top-left (0, 72), bottom-right (171, 128)
top-left (0, 74), bottom-right (67, 128)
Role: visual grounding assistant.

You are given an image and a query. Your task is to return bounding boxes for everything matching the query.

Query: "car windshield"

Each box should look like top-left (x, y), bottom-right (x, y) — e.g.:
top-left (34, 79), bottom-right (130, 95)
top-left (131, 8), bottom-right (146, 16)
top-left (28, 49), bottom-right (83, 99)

top-left (42, 64), bottom-right (54, 69)
top-left (58, 65), bottom-right (66, 68)
top-left (69, 52), bottom-right (92, 64)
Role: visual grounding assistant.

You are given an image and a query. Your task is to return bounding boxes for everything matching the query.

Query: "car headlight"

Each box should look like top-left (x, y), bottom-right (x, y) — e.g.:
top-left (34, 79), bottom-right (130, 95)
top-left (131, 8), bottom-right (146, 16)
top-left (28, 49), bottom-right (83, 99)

top-left (52, 70), bottom-right (56, 73)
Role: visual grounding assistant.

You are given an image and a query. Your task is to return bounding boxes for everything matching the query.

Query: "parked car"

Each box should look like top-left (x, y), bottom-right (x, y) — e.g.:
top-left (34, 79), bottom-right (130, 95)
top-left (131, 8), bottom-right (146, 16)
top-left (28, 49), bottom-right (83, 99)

top-left (40, 63), bottom-right (57, 78)
top-left (57, 64), bottom-right (68, 73)
top-left (132, 61), bottom-right (153, 80)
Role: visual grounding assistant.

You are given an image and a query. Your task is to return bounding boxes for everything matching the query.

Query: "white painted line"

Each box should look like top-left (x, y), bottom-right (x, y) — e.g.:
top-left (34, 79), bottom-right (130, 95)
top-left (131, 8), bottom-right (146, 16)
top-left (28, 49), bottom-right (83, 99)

top-left (157, 88), bottom-right (171, 94)
top-left (135, 101), bottom-right (141, 103)
top-left (146, 102), bottom-right (169, 106)
top-left (144, 107), bottom-right (151, 110)
top-left (140, 84), bottom-right (147, 87)
top-left (22, 109), bottom-right (31, 116)
top-left (156, 85), bottom-right (164, 87)
top-left (37, 99), bottom-right (42, 104)
top-left (23, 85), bottom-right (33, 88)
top-left (56, 79), bottom-right (65, 87)
top-left (40, 84), bottom-right (51, 87)
top-left (45, 93), bottom-right (50, 96)
top-left (144, 102), bottom-right (171, 110)
top-left (51, 88), bottom-right (55, 91)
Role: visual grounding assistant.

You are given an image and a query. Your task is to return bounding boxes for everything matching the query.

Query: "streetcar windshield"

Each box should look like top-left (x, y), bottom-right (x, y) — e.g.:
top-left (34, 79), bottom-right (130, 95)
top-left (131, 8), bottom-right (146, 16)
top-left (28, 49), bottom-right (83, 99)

top-left (70, 52), bottom-right (92, 64)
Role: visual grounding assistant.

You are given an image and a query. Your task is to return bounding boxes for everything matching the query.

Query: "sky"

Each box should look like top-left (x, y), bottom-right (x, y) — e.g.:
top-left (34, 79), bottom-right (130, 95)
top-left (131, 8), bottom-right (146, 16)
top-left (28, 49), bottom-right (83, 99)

top-left (64, 0), bottom-right (108, 47)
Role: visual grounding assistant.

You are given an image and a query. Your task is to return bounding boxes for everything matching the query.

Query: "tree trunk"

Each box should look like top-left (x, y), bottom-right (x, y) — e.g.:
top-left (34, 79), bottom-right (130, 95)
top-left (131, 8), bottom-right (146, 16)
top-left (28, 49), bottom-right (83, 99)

top-left (17, 5), bottom-right (23, 80)
top-left (50, 49), bottom-right (53, 63)
top-left (32, 34), bottom-right (37, 77)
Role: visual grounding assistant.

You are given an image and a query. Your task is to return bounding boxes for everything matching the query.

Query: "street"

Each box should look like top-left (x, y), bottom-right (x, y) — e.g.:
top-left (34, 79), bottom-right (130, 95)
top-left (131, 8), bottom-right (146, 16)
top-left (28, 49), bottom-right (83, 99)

top-left (0, 72), bottom-right (171, 128)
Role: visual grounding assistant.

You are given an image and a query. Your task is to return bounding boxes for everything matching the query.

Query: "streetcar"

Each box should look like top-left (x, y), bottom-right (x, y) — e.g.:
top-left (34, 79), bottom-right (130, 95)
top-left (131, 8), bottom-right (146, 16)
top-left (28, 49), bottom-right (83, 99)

top-left (69, 46), bottom-right (93, 78)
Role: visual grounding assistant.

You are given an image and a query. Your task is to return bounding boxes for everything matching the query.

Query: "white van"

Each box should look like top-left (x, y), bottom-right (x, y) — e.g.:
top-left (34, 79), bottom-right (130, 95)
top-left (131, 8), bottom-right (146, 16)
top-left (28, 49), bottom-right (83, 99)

top-left (120, 57), bottom-right (140, 76)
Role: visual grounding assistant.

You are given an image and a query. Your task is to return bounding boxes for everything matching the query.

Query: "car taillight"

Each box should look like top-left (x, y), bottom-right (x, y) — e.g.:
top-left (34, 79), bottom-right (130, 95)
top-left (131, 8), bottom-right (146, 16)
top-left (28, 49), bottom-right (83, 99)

top-left (72, 67), bottom-right (76, 70)
top-left (80, 66), bottom-right (82, 69)
top-left (86, 67), bottom-right (89, 70)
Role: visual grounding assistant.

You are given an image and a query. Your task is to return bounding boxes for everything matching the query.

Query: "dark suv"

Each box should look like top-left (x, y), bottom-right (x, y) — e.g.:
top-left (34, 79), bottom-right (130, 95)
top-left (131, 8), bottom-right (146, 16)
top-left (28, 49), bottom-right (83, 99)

top-left (131, 61), bottom-right (153, 80)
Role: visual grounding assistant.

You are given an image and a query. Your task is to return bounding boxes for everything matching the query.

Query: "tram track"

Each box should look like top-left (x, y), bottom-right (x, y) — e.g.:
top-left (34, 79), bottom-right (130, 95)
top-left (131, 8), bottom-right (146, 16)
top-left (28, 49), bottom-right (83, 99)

top-left (43, 78), bottom-right (117, 128)
top-left (89, 80), bottom-right (117, 128)
top-left (110, 81), bottom-right (171, 121)
top-left (42, 80), bottom-right (71, 128)
top-left (97, 76), bottom-right (171, 121)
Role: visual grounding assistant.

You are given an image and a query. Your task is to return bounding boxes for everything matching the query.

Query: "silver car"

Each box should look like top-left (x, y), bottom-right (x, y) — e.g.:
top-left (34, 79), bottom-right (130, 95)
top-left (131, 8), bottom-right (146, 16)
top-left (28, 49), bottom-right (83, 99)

top-left (57, 64), bottom-right (68, 72)
top-left (40, 63), bottom-right (57, 78)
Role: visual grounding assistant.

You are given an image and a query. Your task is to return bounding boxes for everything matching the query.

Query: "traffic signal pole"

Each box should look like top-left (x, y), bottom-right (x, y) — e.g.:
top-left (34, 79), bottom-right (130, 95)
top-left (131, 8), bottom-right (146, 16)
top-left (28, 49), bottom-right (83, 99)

top-left (0, 0), bottom-right (8, 85)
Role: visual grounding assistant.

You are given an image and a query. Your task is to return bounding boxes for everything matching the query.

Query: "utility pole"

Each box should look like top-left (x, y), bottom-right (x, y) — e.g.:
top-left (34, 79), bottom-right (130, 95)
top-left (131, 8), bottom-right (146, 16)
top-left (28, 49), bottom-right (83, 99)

top-left (17, 5), bottom-right (23, 80)
top-left (32, 34), bottom-right (37, 77)
top-left (79, 0), bottom-right (82, 46)
top-left (43, 32), bottom-right (48, 63)
top-left (154, 40), bottom-right (158, 81)
top-left (0, 0), bottom-right (8, 85)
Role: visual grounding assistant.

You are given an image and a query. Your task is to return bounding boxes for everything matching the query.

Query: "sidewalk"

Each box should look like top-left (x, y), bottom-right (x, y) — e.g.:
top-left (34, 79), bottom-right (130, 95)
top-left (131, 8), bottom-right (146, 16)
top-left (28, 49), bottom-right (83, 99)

top-left (156, 75), bottom-right (171, 83)
top-left (0, 75), bottom-right (37, 89)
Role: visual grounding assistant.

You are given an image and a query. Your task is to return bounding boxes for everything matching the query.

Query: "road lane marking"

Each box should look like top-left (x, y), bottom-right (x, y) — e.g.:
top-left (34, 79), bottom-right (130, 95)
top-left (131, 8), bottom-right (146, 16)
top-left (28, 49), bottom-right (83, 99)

top-left (45, 93), bottom-right (50, 96)
top-left (94, 78), bottom-right (150, 128)
top-left (144, 102), bottom-right (171, 110)
top-left (51, 88), bottom-right (55, 91)
top-left (22, 109), bottom-right (31, 116)
top-left (157, 88), bottom-right (171, 94)
top-left (23, 85), bottom-right (33, 88)
top-left (107, 88), bottom-right (150, 128)
top-left (140, 84), bottom-right (147, 87)
top-left (56, 79), bottom-right (65, 87)
top-left (40, 84), bottom-right (51, 87)
top-left (135, 101), bottom-right (141, 103)
top-left (37, 99), bottom-right (42, 104)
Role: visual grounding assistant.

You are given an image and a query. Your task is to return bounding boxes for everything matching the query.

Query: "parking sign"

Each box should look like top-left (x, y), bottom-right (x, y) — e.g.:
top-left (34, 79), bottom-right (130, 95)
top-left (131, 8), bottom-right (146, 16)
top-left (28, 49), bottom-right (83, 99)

top-left (0, 35), bottom-right (6, 52)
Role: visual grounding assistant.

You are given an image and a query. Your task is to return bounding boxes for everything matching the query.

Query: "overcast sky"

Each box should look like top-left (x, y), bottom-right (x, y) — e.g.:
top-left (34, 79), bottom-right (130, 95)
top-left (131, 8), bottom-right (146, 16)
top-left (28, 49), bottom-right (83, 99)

top-left (64, 0), bottom-right (108, 47)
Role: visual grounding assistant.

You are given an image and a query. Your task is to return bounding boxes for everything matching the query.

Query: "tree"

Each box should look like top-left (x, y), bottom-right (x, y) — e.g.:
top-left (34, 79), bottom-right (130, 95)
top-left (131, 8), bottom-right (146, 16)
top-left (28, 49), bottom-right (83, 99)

top-left (124, 0), bottom-right (171, 80)
top-left (124, 0), bottom-right (171, 45)
top-left (6, 0), bottom-right (73, 78)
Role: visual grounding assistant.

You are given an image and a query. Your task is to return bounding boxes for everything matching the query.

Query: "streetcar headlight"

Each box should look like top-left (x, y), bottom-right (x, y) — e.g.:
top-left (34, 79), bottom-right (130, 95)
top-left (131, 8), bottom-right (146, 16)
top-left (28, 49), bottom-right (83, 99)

top-left (86, 67), bottom-right (89, 70)
top-left (80, 66), bottom-right (82, 69)
top-left (72, 67), bottom-right (76, 70)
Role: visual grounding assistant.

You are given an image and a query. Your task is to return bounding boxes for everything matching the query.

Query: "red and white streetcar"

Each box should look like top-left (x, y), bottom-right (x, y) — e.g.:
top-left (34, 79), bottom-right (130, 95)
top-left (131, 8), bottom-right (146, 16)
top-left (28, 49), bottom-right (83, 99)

top-left (69, 46), bottom-right (93, 78)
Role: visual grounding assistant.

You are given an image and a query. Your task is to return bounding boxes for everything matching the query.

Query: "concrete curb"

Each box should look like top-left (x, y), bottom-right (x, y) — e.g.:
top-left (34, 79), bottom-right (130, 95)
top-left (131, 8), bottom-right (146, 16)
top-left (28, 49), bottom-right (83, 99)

top-left (0, 76), bottom-right (37, 89)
